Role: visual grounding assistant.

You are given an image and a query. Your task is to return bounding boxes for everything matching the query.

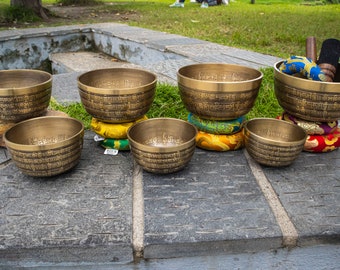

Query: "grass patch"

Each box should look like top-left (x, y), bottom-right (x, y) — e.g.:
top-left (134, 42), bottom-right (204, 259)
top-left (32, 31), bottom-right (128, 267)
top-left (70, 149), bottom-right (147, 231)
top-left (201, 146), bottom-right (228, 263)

top-left (247, 67), bottom-right (282, 119)
top-left (147, 84), bottom-right (189, 121)
top-left (49, 98), bottom-right (92, 129)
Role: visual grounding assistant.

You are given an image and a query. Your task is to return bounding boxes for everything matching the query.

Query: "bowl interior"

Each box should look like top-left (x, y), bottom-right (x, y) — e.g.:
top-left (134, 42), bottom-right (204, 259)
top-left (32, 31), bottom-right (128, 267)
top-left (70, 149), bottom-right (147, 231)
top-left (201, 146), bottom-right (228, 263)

top-left (128, 118), bottom-right (197, 149)
top-left (78, 68), bottom-right (157, 93)
top-left (5, 116), bottom-right (84, 148)
top-left (178, 63), bottom-right (262, 84)
top-left (0, 70), bottom-right (52, 90)
top-left (245, 118), bottom-right (306, 144)
top-left (274, 61), bottom-right (339, 92)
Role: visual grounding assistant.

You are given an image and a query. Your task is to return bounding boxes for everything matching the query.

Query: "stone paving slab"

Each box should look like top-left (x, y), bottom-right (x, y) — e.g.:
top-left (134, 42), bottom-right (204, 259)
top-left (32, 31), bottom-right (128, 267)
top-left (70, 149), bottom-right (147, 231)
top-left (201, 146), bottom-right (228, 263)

top-left (165, 43), bottom-right (282, 70)
top-left (0, 131), bottom-right (133, 264)
top-left (261, 150), bottom-right (340, 245)
top-left (51, 72), bottom-right (82, 103)
top-left (49, 52), bottom-right (141, 74)
top-left (143, 148), bottom-right (282, 259)
top-left (90, 23), bottom-right (205, 48)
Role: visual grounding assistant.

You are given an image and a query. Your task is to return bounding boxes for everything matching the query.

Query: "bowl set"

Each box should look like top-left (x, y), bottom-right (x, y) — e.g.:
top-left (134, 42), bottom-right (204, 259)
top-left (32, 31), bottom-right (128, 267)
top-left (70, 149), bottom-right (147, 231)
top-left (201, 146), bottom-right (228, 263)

top-left (1, 69), bottom-right (85, 177)
top-left (77, 68), bottom-right (199, 174)
top-left (243, 60), bottom-right (340, 166)
top-left (274, 61), bottom-right (340, 154)
top-left (78, 68), bottom-right (157, 152)
top-left (5, 60), bottom-right (332, 176)
top-left (178, 63), bottom-right (263, 153)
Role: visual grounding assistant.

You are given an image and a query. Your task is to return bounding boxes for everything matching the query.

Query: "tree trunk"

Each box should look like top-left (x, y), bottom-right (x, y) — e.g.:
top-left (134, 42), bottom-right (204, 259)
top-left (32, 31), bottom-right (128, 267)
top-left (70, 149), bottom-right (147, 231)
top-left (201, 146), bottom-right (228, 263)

top-left (10, 0), bottom-right (49, 20)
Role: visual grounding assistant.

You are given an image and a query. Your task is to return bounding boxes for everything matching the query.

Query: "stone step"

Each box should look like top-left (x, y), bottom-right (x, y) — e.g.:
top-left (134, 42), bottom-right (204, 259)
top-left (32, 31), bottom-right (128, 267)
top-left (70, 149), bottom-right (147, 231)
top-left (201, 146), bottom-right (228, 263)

top-left (50, 51), bottom-right (178, 86)
top-left (49, 51), bottom-right (141, 74)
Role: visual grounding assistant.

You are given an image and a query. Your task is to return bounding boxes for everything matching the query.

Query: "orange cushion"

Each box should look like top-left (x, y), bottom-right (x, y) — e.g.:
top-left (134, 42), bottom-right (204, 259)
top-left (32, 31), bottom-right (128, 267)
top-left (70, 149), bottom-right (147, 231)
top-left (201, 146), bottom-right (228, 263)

top-left (196, 130), bottom-right (244, 151)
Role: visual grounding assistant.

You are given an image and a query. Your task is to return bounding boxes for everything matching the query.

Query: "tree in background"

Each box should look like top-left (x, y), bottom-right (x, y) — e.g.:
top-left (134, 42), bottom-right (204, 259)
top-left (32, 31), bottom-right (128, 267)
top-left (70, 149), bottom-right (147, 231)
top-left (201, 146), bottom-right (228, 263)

top-left (10, 0), bottom-right (49, 19)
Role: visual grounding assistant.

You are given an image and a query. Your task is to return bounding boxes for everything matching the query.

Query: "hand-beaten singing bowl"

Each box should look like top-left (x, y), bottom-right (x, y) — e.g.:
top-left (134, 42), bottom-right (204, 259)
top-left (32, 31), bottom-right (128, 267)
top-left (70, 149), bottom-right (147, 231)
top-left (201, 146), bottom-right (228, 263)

top-left (243, 118), bottom-right (307, 167)
top-left (0, 69), bottom-right (52, 123)
top-left (177, 63), bottom-right (263, 120)
top-left (274, 61), bottom-right (340, 122)
top-left (78, 68), bottom-right (157, 123)
top-left (127, 118), bottom-right (198, 174)
top-left (4, 116), bottom-right (84, 177)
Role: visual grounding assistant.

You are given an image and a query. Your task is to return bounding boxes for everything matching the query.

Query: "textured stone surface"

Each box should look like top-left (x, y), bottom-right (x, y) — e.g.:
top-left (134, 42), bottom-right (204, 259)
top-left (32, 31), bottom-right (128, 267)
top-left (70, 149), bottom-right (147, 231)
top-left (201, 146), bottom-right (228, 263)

top-left (262, 150), bottom-right (340, 245)
top-left (143, 148), bottom-right (282, 259)
top-left (0, 147), bottom-right (10, 165)
top-left (0, 131), bottom-right (133, 263)
top-left (51, 72), bottom-right (82, 103)
top-left (166, 43), bottom-right (282, 69)
top-left (50, 51), bottom-right (141, 74)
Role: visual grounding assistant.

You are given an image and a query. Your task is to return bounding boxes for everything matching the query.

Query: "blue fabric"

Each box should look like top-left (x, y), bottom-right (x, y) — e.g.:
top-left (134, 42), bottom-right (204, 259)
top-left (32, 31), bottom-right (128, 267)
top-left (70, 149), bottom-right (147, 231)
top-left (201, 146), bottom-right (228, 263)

top-left (279, 56), bottom-right (326, 81)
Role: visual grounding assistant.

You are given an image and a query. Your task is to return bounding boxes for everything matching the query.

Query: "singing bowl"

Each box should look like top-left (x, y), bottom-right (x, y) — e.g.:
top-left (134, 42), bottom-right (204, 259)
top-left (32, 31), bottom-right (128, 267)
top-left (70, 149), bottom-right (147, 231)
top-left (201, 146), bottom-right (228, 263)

top-left (0, 69), bottom-right (52, 123)
top-left (4, 116), bottom-right (84, 177)
top-left (127, 118), bottom-right (198, 174)
top-left (274, 61), bottom-right (340, 122)
top-left (177, 63), bottom-right (263, 120)
top-left (78, 68), bottom-right (157, 123)
top-left (243, 118), bottom-right (307, 167)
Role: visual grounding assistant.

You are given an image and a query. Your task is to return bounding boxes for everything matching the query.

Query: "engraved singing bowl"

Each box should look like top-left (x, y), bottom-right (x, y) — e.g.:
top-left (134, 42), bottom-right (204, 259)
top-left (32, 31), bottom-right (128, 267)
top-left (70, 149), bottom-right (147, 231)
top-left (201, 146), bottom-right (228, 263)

top-left (0, 69), bottom-right (52, 123)
top-left (177, 63), bottom-right (263, 120)
top-left (127, 118), bottom-right (198, 174)
top-left (243, 118), bottom-right (307, 167)
top-left (78, 68), bottom-right (157, 123)
top-left (4, 116), bottom-right (84, 177)
top-left (274, 61), bottom-right (340, 122)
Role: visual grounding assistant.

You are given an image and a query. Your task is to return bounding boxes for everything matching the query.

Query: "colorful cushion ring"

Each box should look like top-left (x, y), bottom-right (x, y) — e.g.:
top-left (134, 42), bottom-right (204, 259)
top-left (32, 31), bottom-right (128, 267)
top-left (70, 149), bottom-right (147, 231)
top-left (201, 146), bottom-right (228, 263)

top-left (91, 115), bottom-right (148, 139)
top-left (100, 138), bottom-right (130, 151)
top-left (304, 127), bottom-right (340, 153)
top-left (188, 113), bottom-right (245, 135)
top-left (281, 112), bottom-right (338, 135)
top-left (196, 130), bottom-right (244, 151)
top-left (279, 56), bottom-right (326, 81)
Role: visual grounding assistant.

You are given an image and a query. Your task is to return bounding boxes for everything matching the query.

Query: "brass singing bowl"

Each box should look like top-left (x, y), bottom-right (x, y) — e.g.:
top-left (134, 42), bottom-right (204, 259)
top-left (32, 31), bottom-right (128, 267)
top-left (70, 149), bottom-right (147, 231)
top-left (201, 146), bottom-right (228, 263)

top-left (178, 63), bottom-right (263, 120)
top-left (127, 118), bottom-right (198, 174)
top-left (4, 116), bottom-right (84, 177)
top-left (0, 69), bottom-right (52, 123)
top-left (78, 68), bottom-right (157, 123)
top-left (243, 118), bottom-right (307, 167)
top-left (274, 61), bottom-right (340, 122)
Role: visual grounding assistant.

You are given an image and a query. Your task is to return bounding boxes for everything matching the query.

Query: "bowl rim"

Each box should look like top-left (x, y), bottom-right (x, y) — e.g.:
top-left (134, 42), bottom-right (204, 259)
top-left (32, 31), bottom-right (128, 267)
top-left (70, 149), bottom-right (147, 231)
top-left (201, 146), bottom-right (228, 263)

top-left (127, 117), bottom-right (198, 153)
top-left (0, 69), bottom-right (52, 95)
top-left (177, 62), bottom-right (263, 90)
top-left (243, 117), bottom-right (307, 146)
top-left (274, 60), bottom-right (340, 92)
top-left (77, 68), bottom-right (157, 94)
top-left (4, 116), bottom-right (84, 151)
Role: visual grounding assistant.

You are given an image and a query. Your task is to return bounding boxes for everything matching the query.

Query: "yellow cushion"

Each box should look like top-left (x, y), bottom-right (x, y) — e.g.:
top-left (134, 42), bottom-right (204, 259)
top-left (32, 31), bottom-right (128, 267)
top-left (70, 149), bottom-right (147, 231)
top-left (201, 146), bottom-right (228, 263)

top-left (196, 130), bottom-right (244, 151)
top-left (91, 115), bottom-right (148, 139)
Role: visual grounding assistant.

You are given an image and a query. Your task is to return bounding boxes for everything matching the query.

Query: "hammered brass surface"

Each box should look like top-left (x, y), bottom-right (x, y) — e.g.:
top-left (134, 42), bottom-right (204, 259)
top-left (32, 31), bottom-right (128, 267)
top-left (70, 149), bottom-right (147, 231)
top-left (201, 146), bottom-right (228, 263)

top-left (0, 69), bottom-right (52, 123)
top-left (243, 118), bottom-right (307, 167)
top-left (78, 68), bottom-right (157, 123)
top-left (4, 116), bottom-right (84, 177)
top-left (177, 63), bottom-right (263, 120)
top-left (274, 61), bottom-right (340, 122)
top-left (127, 118), bottom-right (197, 174)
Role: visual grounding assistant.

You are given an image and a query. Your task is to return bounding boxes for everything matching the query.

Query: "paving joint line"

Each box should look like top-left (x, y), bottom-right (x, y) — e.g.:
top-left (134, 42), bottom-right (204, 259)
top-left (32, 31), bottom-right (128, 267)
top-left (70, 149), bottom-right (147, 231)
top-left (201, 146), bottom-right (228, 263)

top-left (243, 149), bottom-right (299, 248)
top-left (132, 160), bottom-right (145, 259)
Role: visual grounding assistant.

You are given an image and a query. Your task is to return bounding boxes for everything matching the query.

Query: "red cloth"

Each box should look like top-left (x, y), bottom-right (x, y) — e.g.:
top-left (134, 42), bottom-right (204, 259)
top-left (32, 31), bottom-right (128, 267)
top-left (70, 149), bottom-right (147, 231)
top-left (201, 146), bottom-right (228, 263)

top-left (304, 127), bottom-right (340, 153)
